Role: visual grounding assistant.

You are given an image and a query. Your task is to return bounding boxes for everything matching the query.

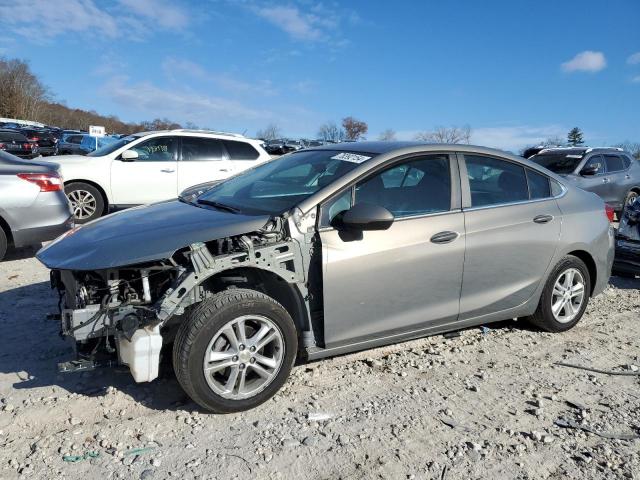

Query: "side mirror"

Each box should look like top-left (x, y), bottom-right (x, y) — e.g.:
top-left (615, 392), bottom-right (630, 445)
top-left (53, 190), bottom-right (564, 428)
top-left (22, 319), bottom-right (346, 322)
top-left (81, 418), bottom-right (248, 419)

top-left (333, 203), bottom-right (394, 231)
top-left (580, 165), bottom-right (599, 176)
top-left (120, 149), bottom-right (139, 161)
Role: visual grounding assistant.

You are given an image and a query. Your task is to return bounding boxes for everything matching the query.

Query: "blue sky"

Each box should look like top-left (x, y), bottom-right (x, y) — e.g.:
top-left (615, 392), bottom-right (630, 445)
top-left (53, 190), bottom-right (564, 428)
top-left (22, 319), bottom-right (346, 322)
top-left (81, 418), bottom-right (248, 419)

top-left (0, 0), bottom-right (639, 151)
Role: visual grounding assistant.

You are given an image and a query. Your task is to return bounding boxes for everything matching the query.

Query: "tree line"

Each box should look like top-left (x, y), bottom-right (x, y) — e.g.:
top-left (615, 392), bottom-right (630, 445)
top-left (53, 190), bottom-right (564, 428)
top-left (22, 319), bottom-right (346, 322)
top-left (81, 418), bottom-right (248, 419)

top-left (0, 57), bottom-right (184, 134)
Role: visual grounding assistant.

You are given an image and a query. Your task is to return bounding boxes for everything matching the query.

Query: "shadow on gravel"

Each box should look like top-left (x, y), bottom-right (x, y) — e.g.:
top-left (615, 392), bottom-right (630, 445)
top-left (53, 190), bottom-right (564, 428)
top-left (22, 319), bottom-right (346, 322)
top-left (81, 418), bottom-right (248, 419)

top-left (0, 280), bottom-right (194, 412)
top-left (1, 245), bottom-right (41, 261)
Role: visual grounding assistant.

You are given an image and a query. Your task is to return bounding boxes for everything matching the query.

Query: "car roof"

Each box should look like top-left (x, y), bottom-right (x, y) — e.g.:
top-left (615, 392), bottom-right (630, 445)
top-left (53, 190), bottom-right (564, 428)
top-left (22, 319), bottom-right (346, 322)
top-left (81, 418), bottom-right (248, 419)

top-left (536, 146), bottom-right (627, 156)
top-left (310, 140), bottom-right (516, 157)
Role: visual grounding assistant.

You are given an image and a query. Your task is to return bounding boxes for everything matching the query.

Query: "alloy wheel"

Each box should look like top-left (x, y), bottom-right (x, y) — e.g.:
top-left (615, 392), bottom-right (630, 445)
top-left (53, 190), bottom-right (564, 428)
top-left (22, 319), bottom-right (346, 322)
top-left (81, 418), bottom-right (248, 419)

top-left (551, 268), bottom-right (585, 323)
top-left (67, 189), bottom-right (97, 220)
top-left (203, 315), bottom-right (285, 400)
top-left (628, 192), bottom-right (638, 206)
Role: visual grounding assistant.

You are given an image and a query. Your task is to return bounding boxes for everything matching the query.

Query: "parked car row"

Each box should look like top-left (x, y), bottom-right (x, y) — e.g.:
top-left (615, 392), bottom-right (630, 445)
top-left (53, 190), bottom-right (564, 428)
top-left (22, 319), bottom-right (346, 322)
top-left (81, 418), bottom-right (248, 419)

top-left (261, 138), bottom-right (337, 155)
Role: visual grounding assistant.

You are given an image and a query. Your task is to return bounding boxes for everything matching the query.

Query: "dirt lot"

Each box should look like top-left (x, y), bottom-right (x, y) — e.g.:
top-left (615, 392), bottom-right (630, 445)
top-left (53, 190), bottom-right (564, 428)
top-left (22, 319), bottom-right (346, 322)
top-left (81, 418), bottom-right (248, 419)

top-left (1, 248), bottom-right (639, 480)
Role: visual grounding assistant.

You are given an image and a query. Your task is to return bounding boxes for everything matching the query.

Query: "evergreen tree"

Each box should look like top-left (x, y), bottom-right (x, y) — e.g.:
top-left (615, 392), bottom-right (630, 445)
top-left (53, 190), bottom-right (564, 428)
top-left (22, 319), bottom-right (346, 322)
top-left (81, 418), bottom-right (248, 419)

top-left (567, 127), bottom-right (584, 146)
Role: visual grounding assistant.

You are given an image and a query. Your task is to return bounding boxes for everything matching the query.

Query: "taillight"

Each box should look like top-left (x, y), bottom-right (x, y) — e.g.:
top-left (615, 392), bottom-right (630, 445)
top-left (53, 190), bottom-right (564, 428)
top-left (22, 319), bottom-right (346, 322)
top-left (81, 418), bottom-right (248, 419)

top-left (605, 204), bottom-right (615, 223)
top-left (0, 143), bottom-right (5, 149)
top-left (23, 143), bottom-right (32, 149)
top-left (28, 137), bottom-right (39, 142)
top-left (17, 173), bottom-right (63, 192)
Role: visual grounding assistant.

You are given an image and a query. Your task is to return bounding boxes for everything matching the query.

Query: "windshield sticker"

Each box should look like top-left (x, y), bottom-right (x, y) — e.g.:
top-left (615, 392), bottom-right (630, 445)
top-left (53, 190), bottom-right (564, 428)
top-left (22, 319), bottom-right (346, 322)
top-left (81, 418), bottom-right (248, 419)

top-left (331, 152), bottom-right (371, 164)
top-left (565, 154), bottom-right (583, 158)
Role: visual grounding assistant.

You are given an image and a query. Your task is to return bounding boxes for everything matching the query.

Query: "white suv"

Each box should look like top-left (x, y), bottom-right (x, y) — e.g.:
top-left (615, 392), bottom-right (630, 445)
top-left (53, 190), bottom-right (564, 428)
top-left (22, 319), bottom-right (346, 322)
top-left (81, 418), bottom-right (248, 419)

top-left (53, 130), bottom-right (271, 223)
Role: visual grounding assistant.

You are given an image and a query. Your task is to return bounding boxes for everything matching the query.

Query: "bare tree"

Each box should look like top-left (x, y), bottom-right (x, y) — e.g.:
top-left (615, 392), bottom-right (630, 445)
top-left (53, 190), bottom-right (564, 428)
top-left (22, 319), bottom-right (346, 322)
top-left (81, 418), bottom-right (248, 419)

top-left (615, 141), bottom-right (640, 159)
top-left (378, 129), bottom-right (396, 141)
top-left (342, 116), bottom-right (368, 141)
top-left (256, 123), bottom-right (282, 140)
top-left (414, 125), bottom-right (471, 144)
top-left (317, 121), bottom-right (345, 142)
top-left (0, 57), bottom-right (48, 120)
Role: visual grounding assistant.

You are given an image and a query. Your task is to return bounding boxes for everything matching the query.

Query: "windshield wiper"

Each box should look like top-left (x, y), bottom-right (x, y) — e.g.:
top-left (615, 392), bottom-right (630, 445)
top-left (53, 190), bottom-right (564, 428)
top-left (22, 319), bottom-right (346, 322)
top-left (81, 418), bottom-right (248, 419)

top-left (197, 199), bottom-right (241, 214)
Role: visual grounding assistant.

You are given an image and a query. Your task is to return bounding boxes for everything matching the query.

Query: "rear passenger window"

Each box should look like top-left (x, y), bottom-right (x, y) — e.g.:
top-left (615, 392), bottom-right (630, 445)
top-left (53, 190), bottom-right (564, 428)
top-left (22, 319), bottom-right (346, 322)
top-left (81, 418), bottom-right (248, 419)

top-left (464, 155), bottom-right (529, 207)
top-left (181, 138), bottom-right (224, 161)
top-left (223, 140), bottom-right (259, 160)
top-left (604, 154), bottom-right (625, 172)
top-left (526, 169), bottom-right (551, 199)
top-left (623, 156), bottom-right (632, 169)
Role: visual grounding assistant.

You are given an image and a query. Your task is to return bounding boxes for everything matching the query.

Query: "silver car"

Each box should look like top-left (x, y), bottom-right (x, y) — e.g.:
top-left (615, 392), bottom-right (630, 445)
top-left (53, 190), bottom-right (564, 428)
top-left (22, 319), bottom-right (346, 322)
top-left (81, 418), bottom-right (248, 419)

top-left (37, 143), bottom-right (614, 413)
top-left (530, 147), bottom-right (640, 211)
top-left (0, 151), bottom-right (73, 260)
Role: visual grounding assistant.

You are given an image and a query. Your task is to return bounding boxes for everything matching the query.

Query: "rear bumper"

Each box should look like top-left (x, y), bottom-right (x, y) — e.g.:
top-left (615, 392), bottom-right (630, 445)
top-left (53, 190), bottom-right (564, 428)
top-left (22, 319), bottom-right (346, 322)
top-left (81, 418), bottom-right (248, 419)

top-left (13, 216), bottom-right (74, 247)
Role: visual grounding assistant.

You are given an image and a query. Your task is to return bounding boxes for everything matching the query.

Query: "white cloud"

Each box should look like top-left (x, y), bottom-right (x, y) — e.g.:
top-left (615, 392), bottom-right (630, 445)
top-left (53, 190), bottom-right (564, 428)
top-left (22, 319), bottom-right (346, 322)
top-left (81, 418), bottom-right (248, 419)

top-left (561, 51), bottom-right (607, 73)
top-left (0, 0), bottom-right (189, 42)
top-left (103, 76), bottom-right (273, 126)
top-left (118, 0), bottom-right (188, 29)
top-left (628, 52), bottom-right (640, 65)
top-left (161, 57), bottom-right (278, 96)
top-left (253, 6), bottom-right (323, 41)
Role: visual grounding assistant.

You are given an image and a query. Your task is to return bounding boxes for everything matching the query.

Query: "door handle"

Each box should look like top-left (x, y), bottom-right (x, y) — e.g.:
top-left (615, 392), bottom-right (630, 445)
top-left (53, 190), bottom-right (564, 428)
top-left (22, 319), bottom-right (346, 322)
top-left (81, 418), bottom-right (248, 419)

top-left (430, 231), bottom-right (459, 244)
top-left (533, 214), bottom-right (554, 224)
top-left (160, 168), bottom-right (175, 173)
top-left (602, 177), bottom-right (609, 183)
top-left (626, 175), bottom-right (631, 180)
top-left (218, 168), bottom-right (229, 172)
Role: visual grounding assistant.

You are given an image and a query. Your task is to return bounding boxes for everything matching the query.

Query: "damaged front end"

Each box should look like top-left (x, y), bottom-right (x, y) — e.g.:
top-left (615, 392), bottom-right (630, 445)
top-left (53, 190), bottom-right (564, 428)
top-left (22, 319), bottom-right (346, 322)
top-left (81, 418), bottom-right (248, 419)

top-left (44, 212), bottom-right (317, 382)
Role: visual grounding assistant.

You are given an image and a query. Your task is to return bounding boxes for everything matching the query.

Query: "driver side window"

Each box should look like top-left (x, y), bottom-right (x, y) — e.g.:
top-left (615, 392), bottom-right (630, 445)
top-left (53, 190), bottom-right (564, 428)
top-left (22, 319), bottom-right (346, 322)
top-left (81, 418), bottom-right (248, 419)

top-left (129, 137), bottom-right (177, 161)
top-left (584, 155), bottom-right (605, 175)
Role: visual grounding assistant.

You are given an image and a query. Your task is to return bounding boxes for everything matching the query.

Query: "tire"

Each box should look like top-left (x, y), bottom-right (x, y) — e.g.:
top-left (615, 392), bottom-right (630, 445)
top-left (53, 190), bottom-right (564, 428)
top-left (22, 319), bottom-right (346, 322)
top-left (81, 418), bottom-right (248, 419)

top-left (625, 191), bottom-right (639, 208)
top-left (173, 288), bottom-right (298, 413)
top-left (527, 255), bottom-right (591, 332)
top-left (0, 227), bottom-right (7, 261)
top-left (65, 182), bottom-right (105, 224)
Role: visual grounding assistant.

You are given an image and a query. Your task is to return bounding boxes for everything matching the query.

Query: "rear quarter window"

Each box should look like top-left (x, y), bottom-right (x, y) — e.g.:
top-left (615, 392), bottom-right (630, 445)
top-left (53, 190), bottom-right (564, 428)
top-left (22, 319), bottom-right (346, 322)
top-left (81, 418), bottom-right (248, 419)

top-left (526, 169), bottom-right (552, 199)
top-left (223, 140), bottom-right (259, 160)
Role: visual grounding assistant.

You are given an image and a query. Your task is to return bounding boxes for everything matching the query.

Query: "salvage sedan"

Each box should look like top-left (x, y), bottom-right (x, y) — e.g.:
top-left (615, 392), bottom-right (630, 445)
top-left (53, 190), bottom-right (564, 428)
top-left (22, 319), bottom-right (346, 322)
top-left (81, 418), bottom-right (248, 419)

top-left (37, 142), bottom-right (614, 413)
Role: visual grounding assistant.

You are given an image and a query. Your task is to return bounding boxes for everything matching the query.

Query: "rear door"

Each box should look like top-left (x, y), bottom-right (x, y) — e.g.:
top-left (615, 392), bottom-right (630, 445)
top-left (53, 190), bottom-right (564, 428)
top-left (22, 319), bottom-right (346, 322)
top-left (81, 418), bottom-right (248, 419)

top-left (319, 153), bottom-right (465, 346)
top-left (177, 137), bottom-right (233, 191)
top-left (459, 153), bottom-right (561, 319)
top-left (110, 136), bottom-right (179, 205)
top-left (603, 154), bottom-right (630, 209)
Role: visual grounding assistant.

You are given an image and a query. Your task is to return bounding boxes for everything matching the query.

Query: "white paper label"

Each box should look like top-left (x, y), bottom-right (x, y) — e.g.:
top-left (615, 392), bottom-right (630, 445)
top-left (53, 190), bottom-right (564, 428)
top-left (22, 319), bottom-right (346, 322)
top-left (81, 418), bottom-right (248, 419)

top-left (331, 152), bottom-right (371, 163)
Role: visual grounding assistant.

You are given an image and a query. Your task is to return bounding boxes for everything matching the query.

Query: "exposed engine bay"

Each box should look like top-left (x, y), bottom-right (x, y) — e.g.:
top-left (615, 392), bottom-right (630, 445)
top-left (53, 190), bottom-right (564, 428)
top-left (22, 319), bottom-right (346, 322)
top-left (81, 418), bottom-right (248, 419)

top-left (49, 212), bottom-right (318, 382)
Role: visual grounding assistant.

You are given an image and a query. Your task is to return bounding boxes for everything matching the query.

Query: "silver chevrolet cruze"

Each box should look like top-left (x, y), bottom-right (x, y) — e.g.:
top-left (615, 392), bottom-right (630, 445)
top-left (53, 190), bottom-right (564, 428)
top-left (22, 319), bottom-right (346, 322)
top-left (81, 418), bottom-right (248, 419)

top-left (38, 142), bottom-right (614, 413)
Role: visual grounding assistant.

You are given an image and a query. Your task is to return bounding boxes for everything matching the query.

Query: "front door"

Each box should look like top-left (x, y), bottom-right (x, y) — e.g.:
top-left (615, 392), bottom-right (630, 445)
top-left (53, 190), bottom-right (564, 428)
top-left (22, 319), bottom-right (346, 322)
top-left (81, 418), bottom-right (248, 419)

top-left (319, 154), bottom-right (465, 347)
top-left (178, 137), bottom-right (234, 192)
top-left (459, 154), bottom-right (561, 319)
top-left (110, 136), bottom-right (179, 205)
top-left (578, 154), bottom-right (610, 203)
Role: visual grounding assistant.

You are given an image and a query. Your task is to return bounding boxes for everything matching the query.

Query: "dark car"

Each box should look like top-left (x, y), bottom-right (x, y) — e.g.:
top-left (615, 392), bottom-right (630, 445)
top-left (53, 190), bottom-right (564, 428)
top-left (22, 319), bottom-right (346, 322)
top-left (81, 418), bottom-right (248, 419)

top-left (0, 130), bottom-right (39, 159)
top-left (18, 128), bottom-right (58, 156)
top-left (264, 139), bottom-right (286, 155)
top-left (57, 133), bottom-right (85, 155)
top-left (613, 200), bottom-right (640, 278)
top-left (530, 147), bottom-right (640, 212)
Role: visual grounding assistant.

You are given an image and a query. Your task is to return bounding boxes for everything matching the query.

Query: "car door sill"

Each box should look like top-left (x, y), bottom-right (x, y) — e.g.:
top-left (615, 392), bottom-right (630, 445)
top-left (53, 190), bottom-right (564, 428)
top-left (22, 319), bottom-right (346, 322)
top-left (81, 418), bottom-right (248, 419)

top-left (305, 316), bottom-right (489, 361)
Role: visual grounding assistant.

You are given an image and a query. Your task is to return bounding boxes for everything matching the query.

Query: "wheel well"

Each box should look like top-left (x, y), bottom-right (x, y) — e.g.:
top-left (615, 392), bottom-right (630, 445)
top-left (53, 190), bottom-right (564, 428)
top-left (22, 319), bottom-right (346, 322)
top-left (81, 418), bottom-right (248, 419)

top-left (202, 267), bottom-right (310, 335)
top-left (0, 214), bottom-right (13, 245)
top-left (567, 250), bottom-right (597, 295)
top-left (64, 179), bottom-right (109, 214)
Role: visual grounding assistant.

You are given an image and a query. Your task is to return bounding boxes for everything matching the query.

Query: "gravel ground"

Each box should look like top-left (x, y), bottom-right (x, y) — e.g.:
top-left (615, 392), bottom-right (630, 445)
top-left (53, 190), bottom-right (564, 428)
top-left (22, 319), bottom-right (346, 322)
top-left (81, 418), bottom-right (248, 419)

top-left (1, 247), bottom-right (639, 480)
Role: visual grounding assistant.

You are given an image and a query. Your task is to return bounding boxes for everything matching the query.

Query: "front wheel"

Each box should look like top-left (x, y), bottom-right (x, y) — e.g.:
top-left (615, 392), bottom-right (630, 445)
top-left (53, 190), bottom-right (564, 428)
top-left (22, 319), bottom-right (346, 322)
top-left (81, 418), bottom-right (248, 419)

top-left (527, 255), bottom-right (591, 332)
top-left (625, 191), bottom-right (639, 208)
top-left (173, 289), bottom-right (298, 413)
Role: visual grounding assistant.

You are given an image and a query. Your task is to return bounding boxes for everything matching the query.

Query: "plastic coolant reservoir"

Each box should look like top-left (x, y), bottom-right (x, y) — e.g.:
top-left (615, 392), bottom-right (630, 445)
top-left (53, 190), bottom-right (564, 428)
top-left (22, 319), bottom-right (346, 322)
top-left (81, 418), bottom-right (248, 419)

top-left (117, 325), bottom-right (162, 382)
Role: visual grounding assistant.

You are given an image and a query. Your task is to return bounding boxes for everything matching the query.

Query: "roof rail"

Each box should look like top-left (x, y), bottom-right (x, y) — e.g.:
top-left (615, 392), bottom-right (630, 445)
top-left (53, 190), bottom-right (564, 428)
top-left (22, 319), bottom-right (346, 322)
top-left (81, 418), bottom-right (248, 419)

top-left (171, 129), bottom-right (246, 138)
top-left (585, 147), bottom-right (625, 153)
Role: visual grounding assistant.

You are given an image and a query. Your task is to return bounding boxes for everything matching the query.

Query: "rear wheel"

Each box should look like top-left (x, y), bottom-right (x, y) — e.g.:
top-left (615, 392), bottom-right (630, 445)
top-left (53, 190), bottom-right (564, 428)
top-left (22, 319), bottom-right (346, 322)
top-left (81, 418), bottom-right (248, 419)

top-left (65, 182), bottom-right (105, 224)
top-left (528, 255), bottom-right (591, 332)
top-left (0, 228), bottom-right (7, 261)
top-left (173, 289), bottom-right (297, 413)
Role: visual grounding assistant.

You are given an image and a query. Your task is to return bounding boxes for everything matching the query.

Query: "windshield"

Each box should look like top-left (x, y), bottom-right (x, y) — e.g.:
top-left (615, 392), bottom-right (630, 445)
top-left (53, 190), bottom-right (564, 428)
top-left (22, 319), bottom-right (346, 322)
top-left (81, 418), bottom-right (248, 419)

top-left (87, 135), bottom-right (138, 157)
top-left (197, 149), bottom-right (374, 215)
top-left (530, 153), bottom-right (583, 175)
